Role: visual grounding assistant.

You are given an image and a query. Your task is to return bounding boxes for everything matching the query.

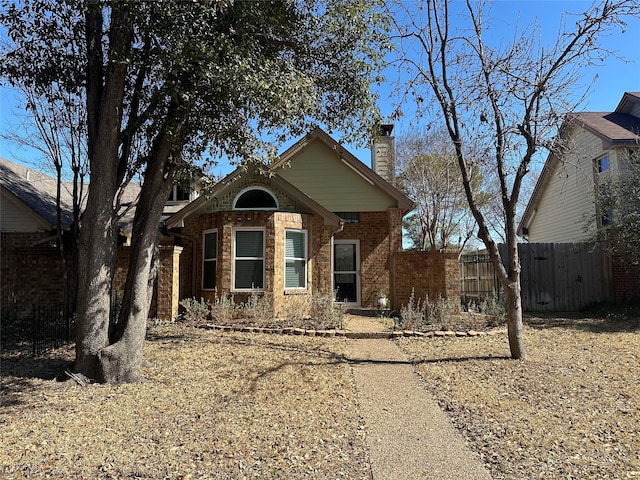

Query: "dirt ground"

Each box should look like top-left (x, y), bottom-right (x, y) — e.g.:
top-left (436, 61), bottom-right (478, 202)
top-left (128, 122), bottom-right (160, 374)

top-left (1, 313), bottom-right (639, 479)
top-left (398, 314), bottom-right (640, 479)
top-left (1, 327), bottom-right (369, 479)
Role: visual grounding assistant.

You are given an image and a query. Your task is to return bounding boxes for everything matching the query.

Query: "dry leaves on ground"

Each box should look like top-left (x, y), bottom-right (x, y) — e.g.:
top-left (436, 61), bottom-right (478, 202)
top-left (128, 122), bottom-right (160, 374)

top-left (398, 315), bottom-right (640, 480)
top-left (1, 326), bottom-right (369, 479)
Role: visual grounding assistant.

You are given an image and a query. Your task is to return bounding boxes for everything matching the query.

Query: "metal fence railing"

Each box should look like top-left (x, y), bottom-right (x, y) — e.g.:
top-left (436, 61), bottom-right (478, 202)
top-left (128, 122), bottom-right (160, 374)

top-left (32, 304), bottom-right (76, 355)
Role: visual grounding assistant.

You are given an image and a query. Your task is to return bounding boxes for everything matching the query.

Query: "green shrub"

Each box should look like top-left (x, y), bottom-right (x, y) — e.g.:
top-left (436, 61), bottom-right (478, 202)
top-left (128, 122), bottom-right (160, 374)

top-left (426, 294), bottom-right (459, 328)
top-left (237, 292), bottom-right (273, 326)
top-left (279, 295), bottom-right (312, 326)
top-left (209, 291), bottom-right (235, 324)
top-left (477, 291), bottom-right (506, 326)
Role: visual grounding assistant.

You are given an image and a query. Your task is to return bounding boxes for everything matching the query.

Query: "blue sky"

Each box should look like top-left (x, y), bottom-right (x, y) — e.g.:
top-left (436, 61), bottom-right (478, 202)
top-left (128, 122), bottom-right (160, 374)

top-left (345, 0), bottom-right (640, 169)
top-left (1, 1), bottom-right (638, 177)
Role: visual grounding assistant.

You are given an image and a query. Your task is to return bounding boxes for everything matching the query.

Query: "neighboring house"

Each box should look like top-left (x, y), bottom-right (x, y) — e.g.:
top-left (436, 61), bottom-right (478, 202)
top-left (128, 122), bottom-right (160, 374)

top-left (0, 158), bottom-right (76, 234)
top-left (519, 92), bottom-right (640, 242)
top-left (1, 158), bottom-right (78, 316)
top-left (164, 127), bottom-right (416, 317)
top-left (1, 157), bottom-right (169, 316)
top-left (518, 91), bottom-right (640, 301)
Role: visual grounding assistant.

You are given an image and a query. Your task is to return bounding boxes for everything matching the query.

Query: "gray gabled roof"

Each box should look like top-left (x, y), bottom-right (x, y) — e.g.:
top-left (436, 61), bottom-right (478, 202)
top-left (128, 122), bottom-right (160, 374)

top-left (568, 111), bottom-right (640, 148)
top-left (0, 157), bottom-right (145, 233)
top-left (0, 157), bottom-right (76, 229)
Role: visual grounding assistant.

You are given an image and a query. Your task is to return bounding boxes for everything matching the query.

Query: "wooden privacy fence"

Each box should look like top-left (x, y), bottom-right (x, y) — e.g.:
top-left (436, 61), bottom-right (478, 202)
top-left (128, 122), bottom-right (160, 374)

top-left (459, 253), bottom-right (500, 306)
top-left (460, 243), bottom-right (612, 312)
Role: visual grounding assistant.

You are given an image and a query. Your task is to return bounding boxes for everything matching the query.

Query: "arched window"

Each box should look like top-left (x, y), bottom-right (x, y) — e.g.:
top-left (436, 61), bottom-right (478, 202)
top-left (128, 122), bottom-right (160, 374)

top-left (233, 187), bottom-right (278, 210)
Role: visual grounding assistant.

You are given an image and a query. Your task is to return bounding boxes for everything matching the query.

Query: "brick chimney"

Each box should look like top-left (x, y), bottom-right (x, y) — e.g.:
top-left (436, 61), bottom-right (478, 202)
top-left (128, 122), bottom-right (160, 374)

top-left (371, 124), bottom-right (395, 183)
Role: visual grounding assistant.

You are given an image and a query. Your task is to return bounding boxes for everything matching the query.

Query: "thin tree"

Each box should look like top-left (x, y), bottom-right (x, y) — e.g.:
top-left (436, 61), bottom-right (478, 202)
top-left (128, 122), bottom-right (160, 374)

top-left (396, 128), bottom-right (486, 254)
top-left (1, 0), bottom-right (388, 382)
top-left (1, 83), bottom-right (88, 312)
top-left (387, 0), bottom-right (639, 359)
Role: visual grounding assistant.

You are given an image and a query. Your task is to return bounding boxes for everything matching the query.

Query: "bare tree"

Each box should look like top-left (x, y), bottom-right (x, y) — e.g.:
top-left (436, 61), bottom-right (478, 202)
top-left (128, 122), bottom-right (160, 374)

top-left (2, 83), bottom-right (88, 311)
top-left (387, 0), bottom-right (639, 359)
top-left (397, 127), bottom-right (486, 254)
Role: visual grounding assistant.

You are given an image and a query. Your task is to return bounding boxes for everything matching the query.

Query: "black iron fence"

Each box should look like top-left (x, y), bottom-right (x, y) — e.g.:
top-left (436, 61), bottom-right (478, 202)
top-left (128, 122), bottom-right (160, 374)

top-left (32, 304), bottom-right (76, 355)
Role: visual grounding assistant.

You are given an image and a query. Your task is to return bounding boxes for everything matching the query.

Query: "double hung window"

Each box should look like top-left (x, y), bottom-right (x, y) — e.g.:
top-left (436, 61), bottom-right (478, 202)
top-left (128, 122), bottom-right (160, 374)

top-left (234, 229), bottom-right (264, 290)
top-left (597, 155), bottom-right (609, 173)
top-left (285, 229), bottom-right (307, 289)
top-left (202, 230), bottom-right (217, 290)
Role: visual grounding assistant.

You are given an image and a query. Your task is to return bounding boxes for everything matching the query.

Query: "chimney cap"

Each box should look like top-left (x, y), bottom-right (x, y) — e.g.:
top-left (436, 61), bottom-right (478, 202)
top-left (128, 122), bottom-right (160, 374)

top-left (378, 124), bottom-right (394, 136)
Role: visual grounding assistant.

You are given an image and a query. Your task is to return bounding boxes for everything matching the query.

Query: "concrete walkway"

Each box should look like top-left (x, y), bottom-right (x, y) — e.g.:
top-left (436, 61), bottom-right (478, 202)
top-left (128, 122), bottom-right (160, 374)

top-left (345, 315), bottom-right (492, 480)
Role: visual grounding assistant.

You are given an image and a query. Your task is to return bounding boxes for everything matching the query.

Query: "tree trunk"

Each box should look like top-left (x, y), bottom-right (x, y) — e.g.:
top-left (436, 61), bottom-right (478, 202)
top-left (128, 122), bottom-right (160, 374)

top-left (96, 156), bottom-right (176, 382)
top-left (500, 228), bottom-right (527, 360)
top-left (478, 222), bottom-right (527, 360)
top-left (74, 3), bottom-right (132, 380)
top-left (504, 277), bottom-right (527, 360)
top-left (73, 177), bottom-right (119, 379)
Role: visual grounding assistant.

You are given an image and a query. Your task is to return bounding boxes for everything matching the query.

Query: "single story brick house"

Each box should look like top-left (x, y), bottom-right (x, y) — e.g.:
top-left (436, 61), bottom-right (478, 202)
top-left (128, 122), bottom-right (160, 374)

top-left (3, 127), bottom-right (462, 322)
top-left (163, 127), bottom-right (416, 318)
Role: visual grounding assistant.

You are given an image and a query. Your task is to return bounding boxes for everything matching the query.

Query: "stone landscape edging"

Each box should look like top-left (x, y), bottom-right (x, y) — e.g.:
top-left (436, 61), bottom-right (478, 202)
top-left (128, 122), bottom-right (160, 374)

top-left (199, 324), bottom-right (506, 339)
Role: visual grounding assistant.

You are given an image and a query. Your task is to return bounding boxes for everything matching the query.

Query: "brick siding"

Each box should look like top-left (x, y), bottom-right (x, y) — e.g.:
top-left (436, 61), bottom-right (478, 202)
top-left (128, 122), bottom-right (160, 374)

top-left (612, 255), bottom-right (640, 303)
top-left (393, 250), bottom-right (461, 310)
top-left (1, 232), bottom-right (69, 319)
top-left (115, 245), bottom-right (183, 321)
top-left (181, 210), bottom-right (336, 317)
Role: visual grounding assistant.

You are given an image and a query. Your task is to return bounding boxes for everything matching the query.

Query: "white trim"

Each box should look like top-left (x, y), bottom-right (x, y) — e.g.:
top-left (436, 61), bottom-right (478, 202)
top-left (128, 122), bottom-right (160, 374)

top-left (332, 239), bottom-right (360, 306)
top-left (596, 153), bottom-right (610, 174)
top-left (284, 228), bottom-right (308, 290)
top-left (232, 227), bottom-right (266, 291)
top-left (202, 228), bottom-right (218, 291)
top-left (232, 186), bottom-right (279, 210)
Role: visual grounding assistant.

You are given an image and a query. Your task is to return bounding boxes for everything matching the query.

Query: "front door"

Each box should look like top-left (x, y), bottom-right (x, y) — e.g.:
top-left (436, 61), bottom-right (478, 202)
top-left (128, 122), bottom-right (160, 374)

top-left (333, 240), bottom-right (360, 305)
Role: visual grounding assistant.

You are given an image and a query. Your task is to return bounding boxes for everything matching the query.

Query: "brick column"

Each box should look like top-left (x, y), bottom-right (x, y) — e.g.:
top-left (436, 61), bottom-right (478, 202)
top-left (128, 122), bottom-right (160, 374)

top-left (388, 208), bottom-right (404, 309)
top-left (156, 246), bottom-right (183, 321)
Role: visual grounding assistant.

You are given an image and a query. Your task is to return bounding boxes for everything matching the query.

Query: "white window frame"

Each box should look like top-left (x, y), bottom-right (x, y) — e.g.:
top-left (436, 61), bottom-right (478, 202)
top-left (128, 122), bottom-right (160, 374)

top-left (168, 180), bottom-right (196, 203)
top-left (332, 239), bottom-right (361, 306)
top-left (232, 186), bottom-right (279, 210)
top-left (202, 229), bottom-right (217, 291)
top-left (597, 154), bottom-right (610, 174)
top-left (284, 229), bottom-right (308, 290)
top-left (232, 227), bottom-right (266, 291)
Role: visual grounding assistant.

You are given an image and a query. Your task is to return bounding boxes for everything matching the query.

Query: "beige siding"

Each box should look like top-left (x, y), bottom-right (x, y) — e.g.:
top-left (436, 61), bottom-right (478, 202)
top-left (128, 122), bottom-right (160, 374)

top-left (0, 188), bottom-right (50, 232)
top-left (276, 140), bottom-right (395, 211)
top-left (528, 128), bottom-right (603, 243)
top-left (613, 147), bottom-right (638, 173)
